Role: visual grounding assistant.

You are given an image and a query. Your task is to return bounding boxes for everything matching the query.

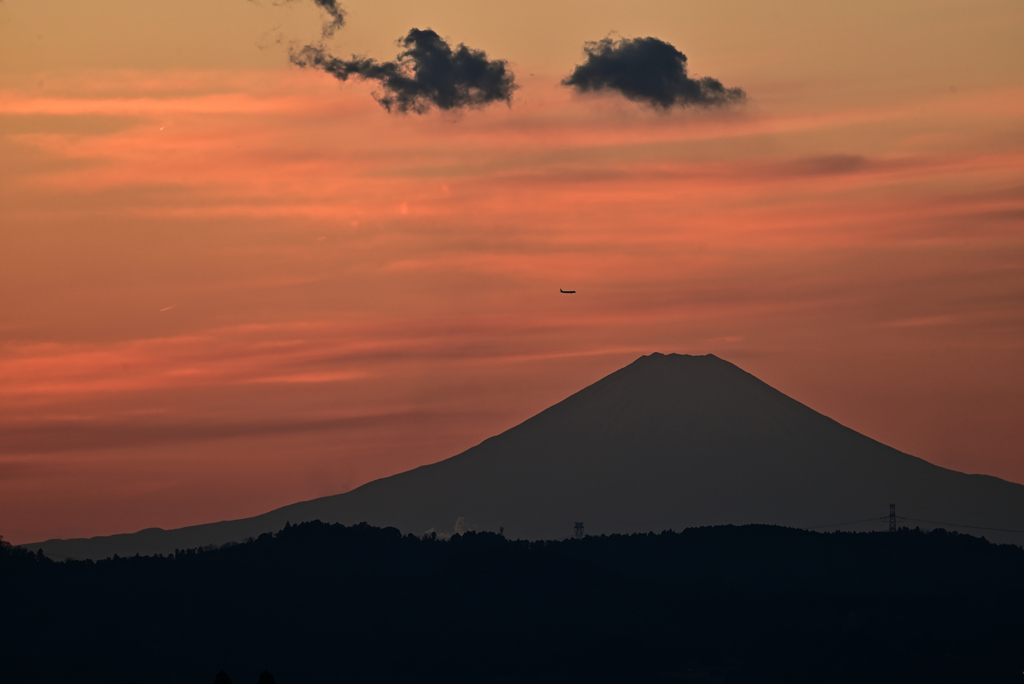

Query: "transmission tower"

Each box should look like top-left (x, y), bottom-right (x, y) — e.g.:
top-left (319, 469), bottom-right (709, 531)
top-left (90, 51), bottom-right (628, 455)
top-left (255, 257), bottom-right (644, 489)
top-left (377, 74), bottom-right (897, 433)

top-left (883, 503), bottom-right (905, 532)
top-left (574, 522), bottom-right (584, 539)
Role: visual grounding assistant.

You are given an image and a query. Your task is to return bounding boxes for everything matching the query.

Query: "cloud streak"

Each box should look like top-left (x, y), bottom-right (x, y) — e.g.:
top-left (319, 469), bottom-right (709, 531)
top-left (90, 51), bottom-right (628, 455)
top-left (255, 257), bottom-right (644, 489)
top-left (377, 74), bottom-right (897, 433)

top-left (0, 412), bottom-right (434, 455)
top-left (563, 36), bottom-right (745, 109)
top-left (290, 28), bottom-right (516, 113)
top-left (5, 65), bottom-right (1024, 545)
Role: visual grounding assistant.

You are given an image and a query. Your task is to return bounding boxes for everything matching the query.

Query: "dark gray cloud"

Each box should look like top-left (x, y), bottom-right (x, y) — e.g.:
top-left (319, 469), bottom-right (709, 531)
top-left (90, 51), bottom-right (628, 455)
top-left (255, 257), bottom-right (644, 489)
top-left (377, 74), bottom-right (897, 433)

top-left (562, 36), bottom-right (745, 109)
top-left (266, 0), bottom-right (345, 37)
top-left (290, 28), bottom-right (517, 113)
top-left (307, 0), bottom-right (345, 37)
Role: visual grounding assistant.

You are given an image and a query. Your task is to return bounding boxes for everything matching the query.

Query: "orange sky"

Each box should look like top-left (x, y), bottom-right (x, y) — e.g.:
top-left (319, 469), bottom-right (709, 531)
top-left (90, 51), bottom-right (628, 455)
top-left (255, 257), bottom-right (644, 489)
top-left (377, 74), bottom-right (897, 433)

top-left (1, 0), bottom-right (1023, 544)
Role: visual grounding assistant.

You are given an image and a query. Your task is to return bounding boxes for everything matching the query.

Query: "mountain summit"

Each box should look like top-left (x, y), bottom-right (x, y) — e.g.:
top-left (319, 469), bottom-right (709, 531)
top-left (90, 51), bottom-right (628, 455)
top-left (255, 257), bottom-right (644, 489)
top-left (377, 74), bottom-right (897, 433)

top-left (28, 353), bottom-right (1024, 559)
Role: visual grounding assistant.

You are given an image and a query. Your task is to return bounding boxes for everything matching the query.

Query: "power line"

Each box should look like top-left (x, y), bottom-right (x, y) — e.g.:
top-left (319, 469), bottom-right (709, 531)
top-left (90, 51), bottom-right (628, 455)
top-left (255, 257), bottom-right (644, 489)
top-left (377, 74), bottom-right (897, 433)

top-left (581, 507), bottom-right (888, 531)
top-left (577, 509), bottom-right (1024, 536)
top-left (886, 503), bottom-right (905, 532)
top-left (807, 514), bottom-right (1024, 535)
top-left (806, 518), bottom-right (880, 530)
top-left (902, 517), bottom-right (1024, 534)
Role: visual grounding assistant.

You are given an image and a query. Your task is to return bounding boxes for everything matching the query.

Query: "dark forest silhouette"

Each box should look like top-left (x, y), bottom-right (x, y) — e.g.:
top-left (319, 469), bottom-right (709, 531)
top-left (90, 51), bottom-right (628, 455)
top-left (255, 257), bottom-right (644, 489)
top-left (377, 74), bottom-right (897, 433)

top-left (3, 521), bottom-right (1024, 683)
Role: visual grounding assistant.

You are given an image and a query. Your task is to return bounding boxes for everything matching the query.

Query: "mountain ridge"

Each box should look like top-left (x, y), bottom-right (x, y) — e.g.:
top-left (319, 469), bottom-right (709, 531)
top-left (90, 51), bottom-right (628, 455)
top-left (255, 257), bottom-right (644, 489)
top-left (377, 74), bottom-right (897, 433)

top-left (24, 353), bottom-right (1024, 559)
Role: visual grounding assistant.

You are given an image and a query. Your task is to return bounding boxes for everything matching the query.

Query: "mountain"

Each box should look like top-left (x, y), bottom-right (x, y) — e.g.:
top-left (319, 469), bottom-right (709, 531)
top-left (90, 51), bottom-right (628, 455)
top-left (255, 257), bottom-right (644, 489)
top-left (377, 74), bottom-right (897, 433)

top-left (25, 353), bottom-right (1024, 559)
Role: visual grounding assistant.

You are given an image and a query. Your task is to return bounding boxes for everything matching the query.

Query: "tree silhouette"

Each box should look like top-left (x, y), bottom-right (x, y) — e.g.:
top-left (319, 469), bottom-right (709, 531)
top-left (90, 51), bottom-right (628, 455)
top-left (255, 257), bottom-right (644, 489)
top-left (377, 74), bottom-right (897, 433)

top-left (3, 521), bottom-right (1024, 683)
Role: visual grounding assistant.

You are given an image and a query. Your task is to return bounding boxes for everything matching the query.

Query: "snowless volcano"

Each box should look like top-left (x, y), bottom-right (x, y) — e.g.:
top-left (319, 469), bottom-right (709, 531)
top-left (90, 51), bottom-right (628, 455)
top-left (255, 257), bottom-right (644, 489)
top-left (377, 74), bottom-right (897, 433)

top-left (29, 353), bottom-right (1024, 559)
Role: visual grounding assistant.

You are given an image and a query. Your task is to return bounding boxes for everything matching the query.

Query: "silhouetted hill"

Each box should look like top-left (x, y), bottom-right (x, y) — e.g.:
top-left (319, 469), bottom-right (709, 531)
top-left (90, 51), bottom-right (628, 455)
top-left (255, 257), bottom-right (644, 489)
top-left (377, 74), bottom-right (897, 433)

top-left (3, 522), bottom-right (1024, 683)
top-left (27, 353), bottom-right (1024, 559)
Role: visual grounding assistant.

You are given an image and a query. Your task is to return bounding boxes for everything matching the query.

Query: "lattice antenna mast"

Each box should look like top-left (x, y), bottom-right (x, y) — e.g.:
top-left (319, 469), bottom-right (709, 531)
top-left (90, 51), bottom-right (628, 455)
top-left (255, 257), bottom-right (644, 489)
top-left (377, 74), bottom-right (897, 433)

top-left (574, 522), bottom-right (585, 540)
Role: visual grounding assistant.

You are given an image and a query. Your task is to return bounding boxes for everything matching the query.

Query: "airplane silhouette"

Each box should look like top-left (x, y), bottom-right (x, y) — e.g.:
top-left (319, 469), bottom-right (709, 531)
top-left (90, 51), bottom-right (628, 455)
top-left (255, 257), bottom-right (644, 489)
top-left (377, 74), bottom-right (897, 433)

top-left (560, 289), bottom-right (576, 294)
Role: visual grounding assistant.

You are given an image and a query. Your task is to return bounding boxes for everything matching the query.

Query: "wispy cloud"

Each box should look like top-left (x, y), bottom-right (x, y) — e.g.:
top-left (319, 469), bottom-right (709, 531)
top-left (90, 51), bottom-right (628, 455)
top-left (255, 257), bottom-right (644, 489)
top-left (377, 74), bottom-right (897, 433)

top-left (254, 0), bottom-right (345, 38)
top-left (305, 0), bottom-right (345, 37)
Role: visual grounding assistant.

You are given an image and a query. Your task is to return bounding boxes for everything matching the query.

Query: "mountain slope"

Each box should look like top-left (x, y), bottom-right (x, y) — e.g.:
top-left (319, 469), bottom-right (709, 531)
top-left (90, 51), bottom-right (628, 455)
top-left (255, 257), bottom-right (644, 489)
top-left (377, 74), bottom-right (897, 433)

top-left (27, 353), bottom-right (1024, 559)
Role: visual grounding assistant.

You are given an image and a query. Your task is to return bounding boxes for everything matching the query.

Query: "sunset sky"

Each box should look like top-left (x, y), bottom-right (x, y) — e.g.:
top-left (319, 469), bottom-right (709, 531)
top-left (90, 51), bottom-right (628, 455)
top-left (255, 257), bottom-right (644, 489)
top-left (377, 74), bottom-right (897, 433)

top-left (1, 0), bottom-right (1022, 544)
